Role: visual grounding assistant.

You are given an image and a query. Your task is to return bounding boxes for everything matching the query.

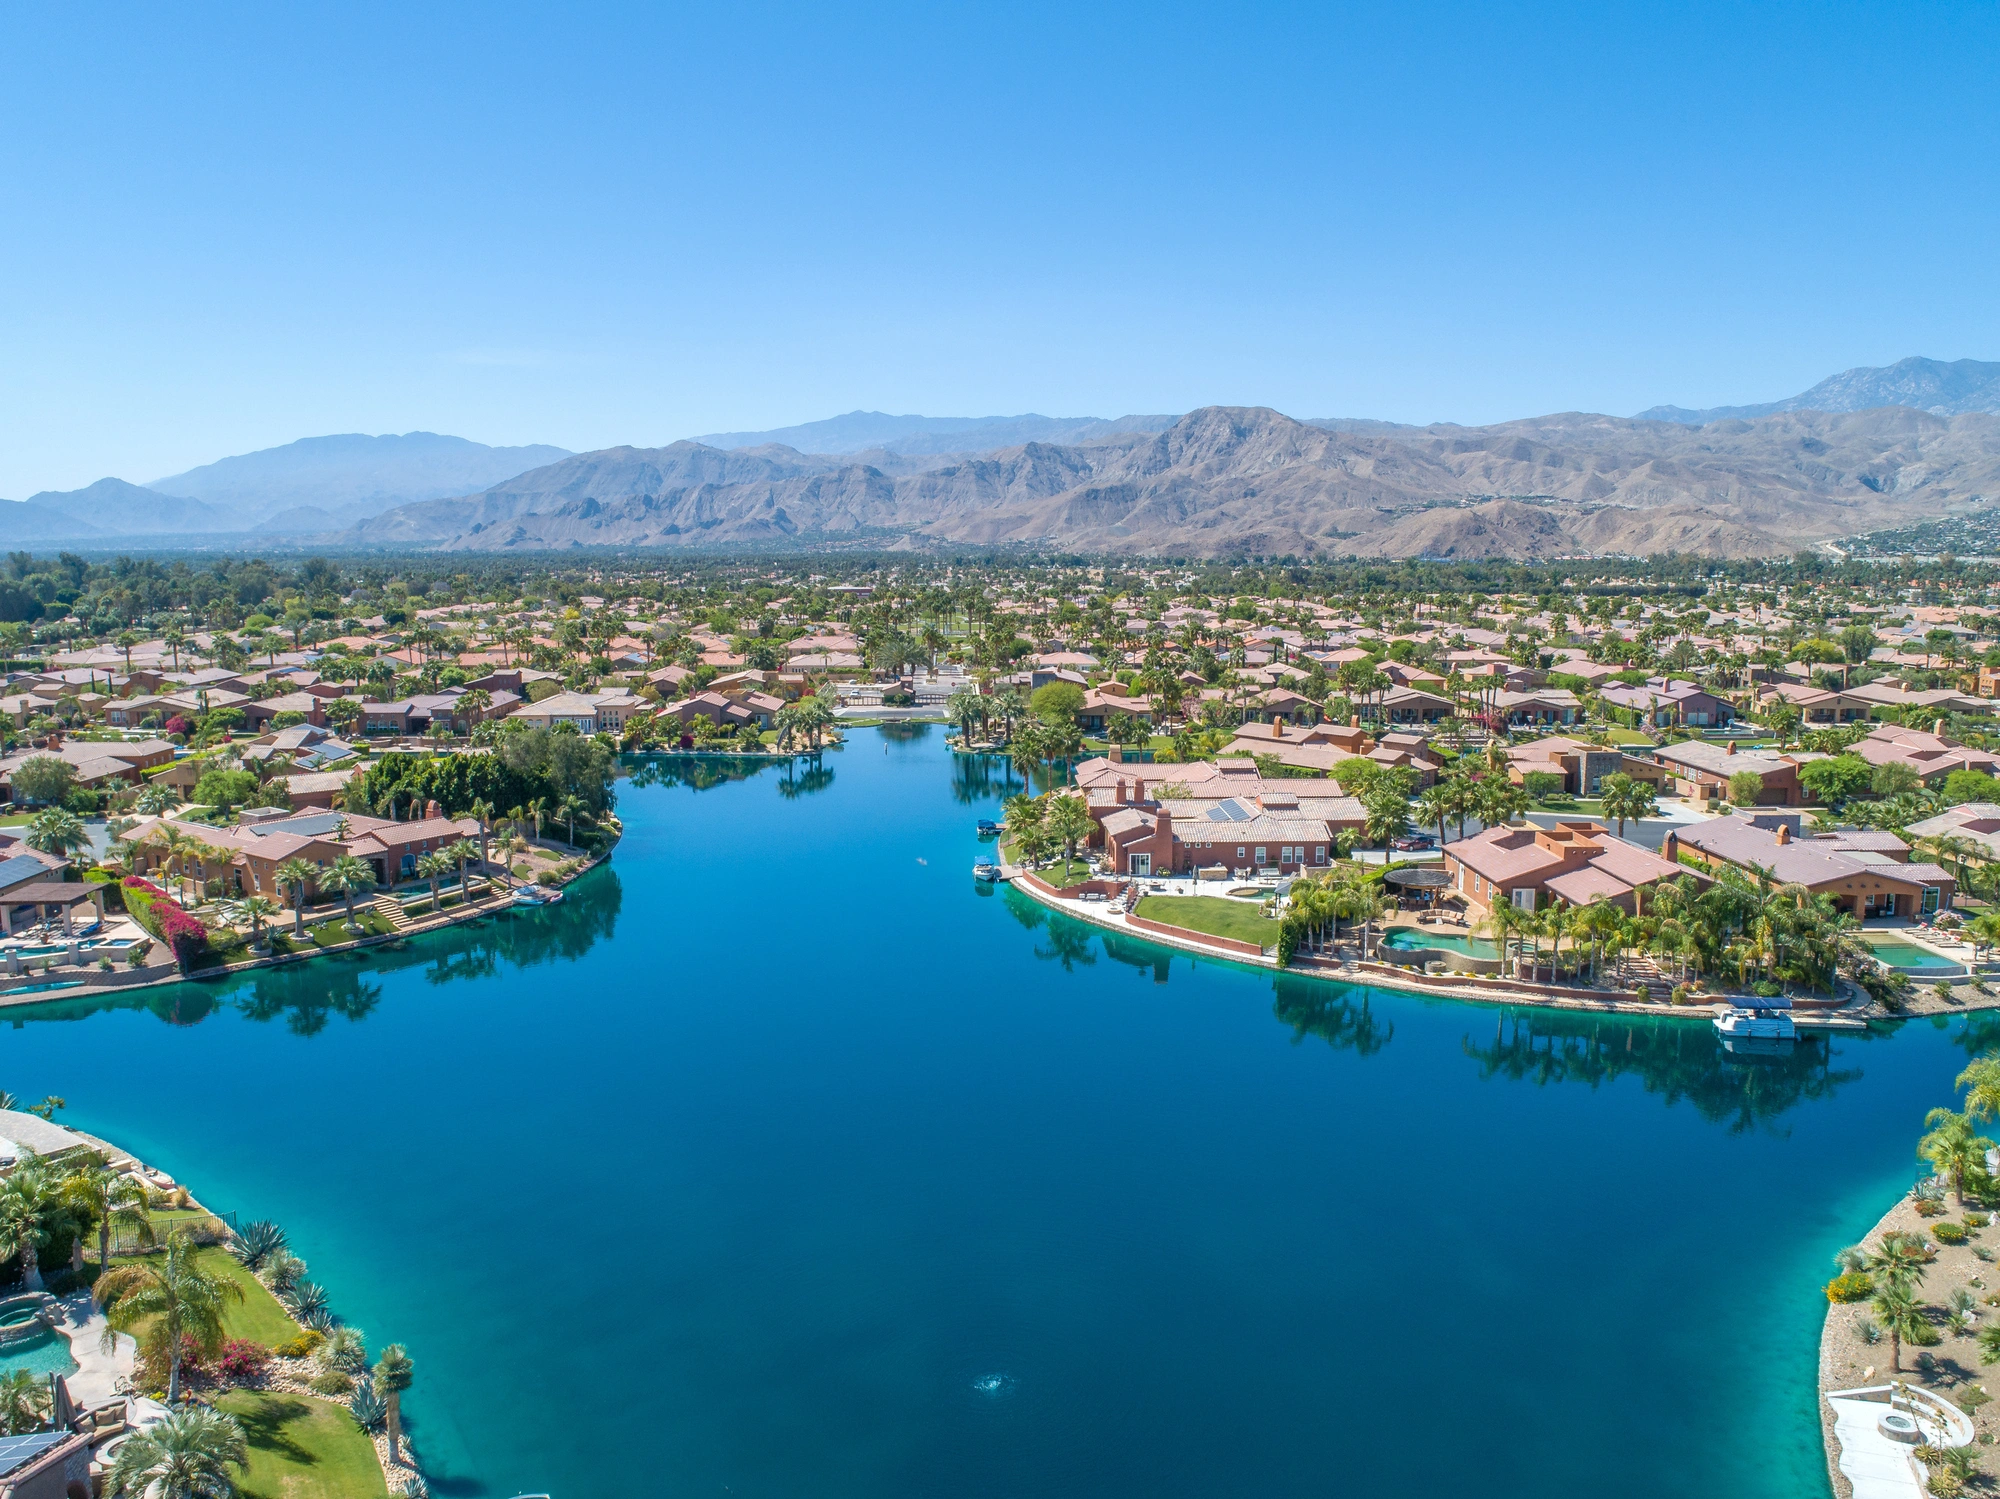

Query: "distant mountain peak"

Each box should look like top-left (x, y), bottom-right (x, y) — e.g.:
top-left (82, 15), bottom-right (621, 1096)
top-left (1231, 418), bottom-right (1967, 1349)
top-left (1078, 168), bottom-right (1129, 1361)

top-left (691, 411), bottom-right (1179, 457)
top-left (1636, 356), bottom-right (2000, 425)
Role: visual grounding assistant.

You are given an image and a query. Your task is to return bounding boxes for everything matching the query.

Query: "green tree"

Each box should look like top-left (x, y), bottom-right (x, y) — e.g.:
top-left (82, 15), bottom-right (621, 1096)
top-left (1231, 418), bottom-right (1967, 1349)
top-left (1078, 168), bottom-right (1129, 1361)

top-left (1045, 792), bottom-right (1093, 871)
top-left (321, 854), bottom-right (377, 930)
top-left (107, 1404), bottom-right (249, 1499)
top-left (25, 806), bottom-right (88, 859)
top-left (193, 767), bottom-right (258, 812)
top-left (0, 1368), bottom-right (48, 1436)
top-left (274, 857), bottom-right (318, 938)
top-left (1727, 769), bottom-right (1765, 807)
top-left (417, 849), bottom-right (454, 909)
top-left (1797, 754), bottom-right (1873, 807)
top-left (61, 1156), bottom-right (153, 1269)
top-left (1872, 760), bottom-right (1923, 798)
top-left (373, 1343), bottom-right (415, 1466)
top-left (1920, 1107), bottom-right (1993, 1206)
top-left (1598, 772), bottom-right (1659, 837)
top-left (97, 1228), bottom-right (246, 1404)
top-left (1030, 681), bottom-right (1085, 724)
top-left (11, 754), bottom-right (74, 807)
top-left (1870, 1281), bottom-right (1927, 1374)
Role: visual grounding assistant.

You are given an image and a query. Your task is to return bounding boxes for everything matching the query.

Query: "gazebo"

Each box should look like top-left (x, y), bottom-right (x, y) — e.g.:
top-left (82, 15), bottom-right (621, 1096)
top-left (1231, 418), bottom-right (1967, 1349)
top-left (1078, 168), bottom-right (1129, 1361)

top-left (1383, 865), bottom-right (1452, 910)
top-left (0, 882), bottom-right (107, 938)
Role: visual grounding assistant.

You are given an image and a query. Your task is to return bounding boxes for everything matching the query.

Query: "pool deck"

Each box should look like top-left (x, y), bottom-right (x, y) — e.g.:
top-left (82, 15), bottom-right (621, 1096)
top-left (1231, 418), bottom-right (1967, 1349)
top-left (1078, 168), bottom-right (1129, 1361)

top-left (1005, 867), bottom-right (1872, 1028)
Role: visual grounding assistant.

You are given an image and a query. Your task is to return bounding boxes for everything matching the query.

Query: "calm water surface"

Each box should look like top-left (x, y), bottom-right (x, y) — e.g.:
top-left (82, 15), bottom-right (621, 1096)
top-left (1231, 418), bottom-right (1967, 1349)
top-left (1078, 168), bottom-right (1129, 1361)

top-left (0, 727), bottom-right (1987, 1497)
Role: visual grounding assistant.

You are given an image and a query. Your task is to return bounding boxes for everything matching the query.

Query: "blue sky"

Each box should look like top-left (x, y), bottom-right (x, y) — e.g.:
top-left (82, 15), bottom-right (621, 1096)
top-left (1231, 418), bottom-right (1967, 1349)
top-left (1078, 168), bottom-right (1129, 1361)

top-left (3, 0), bottom-right (1996, 494)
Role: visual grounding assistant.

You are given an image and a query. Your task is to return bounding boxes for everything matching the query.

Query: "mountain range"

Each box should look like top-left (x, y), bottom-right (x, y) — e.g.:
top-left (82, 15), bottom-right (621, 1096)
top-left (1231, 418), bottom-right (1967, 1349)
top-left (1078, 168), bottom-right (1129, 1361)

top-left (9, 357), bottom-right (2000, 557)
top-left (1635, 356), bottom-right (2000, 425)
top-left (335, 403), bottom-right (2000, 559)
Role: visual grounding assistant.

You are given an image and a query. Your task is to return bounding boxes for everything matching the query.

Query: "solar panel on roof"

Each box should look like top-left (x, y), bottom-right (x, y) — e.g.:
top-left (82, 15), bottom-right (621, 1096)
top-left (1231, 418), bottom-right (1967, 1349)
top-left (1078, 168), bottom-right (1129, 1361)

top-left (0, 1431), bottom-right (66, 1476)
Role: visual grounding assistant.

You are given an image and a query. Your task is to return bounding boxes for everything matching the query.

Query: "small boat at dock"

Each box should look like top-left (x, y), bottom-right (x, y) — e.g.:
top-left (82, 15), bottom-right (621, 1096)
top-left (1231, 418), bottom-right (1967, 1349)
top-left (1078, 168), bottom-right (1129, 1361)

top-left (976, 819), bottom-right (1000, 837)
top-left (973, 860), bottom-right (1001, 882)
top-left (1713, 998), bottom-right (1796, 1041)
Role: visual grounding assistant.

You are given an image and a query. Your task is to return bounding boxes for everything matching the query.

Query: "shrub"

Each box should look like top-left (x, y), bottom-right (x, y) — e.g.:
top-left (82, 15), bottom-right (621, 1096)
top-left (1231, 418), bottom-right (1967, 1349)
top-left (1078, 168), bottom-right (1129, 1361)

top-left (1671, 983), bottom-right (1696, 1005)
top-left (319, 1326), bottom-right (368, 1374)
top-left (124, 941), bottom-right (149, 968)
top-left (1935, 1222), bottom-right (1970, 1245)
top-left (309, 1368), bottom-right (354, 1395)
top-left (349, 1377), bottom-right (387, 1430)
top-left (1935, 981), bottom-right (1957, 1002)
top-left (272, 1328), bottom-right (325, 1359)
top-left (1826, 1271), bottom-right (1874, 1303)
top-left (1754, 980), bottom-right (1783, 998)
top-left (96, 955), bottom-right (112, 971)
top-left (1916, 1198), bottom-right (1946, 1217)
top-left (1968, 1213), bottom-right (1991, 1228)
top-left (231, 1219), bottom-right (288, 1271)
top-left (156, 904), bottom-right (209, 970)
top-left (1855, 1315), bottom-right (1882, 1344)
top-left (537, 870), bottom-right (557, 886)
top-left (217, 1339), bottom-right (270, 1379)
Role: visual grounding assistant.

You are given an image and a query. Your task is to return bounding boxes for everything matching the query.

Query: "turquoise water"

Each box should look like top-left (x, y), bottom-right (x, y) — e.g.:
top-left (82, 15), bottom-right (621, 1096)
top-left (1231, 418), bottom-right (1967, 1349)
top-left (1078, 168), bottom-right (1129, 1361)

top-left (1867, 940), bottom-right (1963, 972)
top-left (1380, 927), bottom-right (1500, 958)
top-left (0, 1329), bottom-right (78, 1377)
top-left (0, 729), bottom-right (1982, 1497)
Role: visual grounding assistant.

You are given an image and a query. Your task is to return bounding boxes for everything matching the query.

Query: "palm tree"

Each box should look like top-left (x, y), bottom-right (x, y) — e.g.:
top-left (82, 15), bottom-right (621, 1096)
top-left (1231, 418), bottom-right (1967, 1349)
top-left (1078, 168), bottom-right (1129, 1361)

top-left (26, 806), bottom-right (89, 860)
top-left (98, 1228), bottom-right (246, 1405)
top-left (373, 1343), bottom-right (415, 1465)
top-left (1920, 1107), bottom-right (1992, 1207)
top-left (0, 1157), bottom-right (59, 1291)
top-left (1046, 792), bottom-right (1093, 873)
top-left (0, 1368), bottom-right (48, 1436)
top-left (1871, 1281), bottom-right (1928, 1374)
top-left (107, 1405), bottom-right (249, 1498)
top-left (62, 1156), bottom-right (153, 1269)
top-left (557, 795), bottom-right (586, 847)
top-left (275, 857), bottom-right (318, 938)
top-left (1599, 772), bottom-right (1658, 838)
top-left (416, 849), bottom-right (454, 910)
top-left (322, 854), bottom-right (377, 931)
top-left (469, 798), bottom-right (495, 873)
top-left (136, 781), bottom-right (180, 816)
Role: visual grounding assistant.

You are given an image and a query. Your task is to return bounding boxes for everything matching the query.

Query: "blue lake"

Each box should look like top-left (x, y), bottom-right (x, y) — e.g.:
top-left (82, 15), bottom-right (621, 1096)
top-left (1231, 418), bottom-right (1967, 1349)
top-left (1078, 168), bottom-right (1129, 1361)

top-left (0, 726), bottom-right (1985, 1496)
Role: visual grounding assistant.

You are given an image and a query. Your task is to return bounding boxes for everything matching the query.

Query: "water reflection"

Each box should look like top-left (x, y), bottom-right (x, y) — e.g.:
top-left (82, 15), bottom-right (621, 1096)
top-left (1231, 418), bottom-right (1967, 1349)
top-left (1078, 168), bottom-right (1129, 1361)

top-left (1271, 976), bottom-right (1394, 1056)
top-left (951, 753), bottom-right (1027, 805)
top-left (1462, 1009), bottom-right (1862, 1135)
top-left (625, 754), bottom-right (790, 793)
top-left (1, 868), bottom-right (623, 1032)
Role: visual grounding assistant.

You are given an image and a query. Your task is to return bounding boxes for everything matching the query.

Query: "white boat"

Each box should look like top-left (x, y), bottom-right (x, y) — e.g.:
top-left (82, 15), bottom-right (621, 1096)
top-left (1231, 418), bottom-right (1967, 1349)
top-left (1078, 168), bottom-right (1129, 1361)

top-left (1713, 1003), bottom-right (1797, 1040)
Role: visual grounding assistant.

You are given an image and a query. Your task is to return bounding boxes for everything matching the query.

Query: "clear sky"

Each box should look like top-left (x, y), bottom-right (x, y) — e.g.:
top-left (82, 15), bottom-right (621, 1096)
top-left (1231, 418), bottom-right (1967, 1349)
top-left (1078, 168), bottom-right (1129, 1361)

top-left (3, 0), bottom-right (1997, 494)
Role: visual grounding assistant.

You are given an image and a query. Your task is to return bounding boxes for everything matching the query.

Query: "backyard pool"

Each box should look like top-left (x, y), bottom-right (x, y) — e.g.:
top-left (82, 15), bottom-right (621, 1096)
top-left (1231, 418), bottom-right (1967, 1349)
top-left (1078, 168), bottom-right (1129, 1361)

top-left (1380, 927), bottom-right (1500, 959)
top-left (0, 1329), bottom-right (77, 1378)
top-left (1866, 940), bottom-right (1963, 973)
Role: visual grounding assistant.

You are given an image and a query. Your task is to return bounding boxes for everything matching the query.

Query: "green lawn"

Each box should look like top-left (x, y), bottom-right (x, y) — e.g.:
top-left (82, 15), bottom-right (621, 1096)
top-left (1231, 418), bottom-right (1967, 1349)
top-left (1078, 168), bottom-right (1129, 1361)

top-left (1604, 727), bottom-right (1654, 746)
top-left (217, 1391), bottom-right (389, 1499)
top-left (199, 1247), bottom-right (302, 1346)
top-left (268, 909), bottom-right (398, 952)
top-left (1134, 894), bottom-right (1277, 947)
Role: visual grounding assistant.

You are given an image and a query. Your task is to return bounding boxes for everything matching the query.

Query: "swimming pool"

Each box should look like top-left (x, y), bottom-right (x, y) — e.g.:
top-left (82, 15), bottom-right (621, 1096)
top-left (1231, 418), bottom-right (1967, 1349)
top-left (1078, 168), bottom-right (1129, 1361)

top-left (0, 1329), bottom-right (77, 1378)
top-left (1380, 928), bottom-right (1500, 959)
top-left (1866, 940), bottom-right (1962, 973)
top-left (2, 981), bottom-right (86, 996)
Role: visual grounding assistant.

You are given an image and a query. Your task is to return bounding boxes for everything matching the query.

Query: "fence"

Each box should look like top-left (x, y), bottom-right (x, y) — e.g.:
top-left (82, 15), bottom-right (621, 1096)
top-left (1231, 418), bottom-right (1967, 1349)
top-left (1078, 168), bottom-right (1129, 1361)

top-left (108, 1207), bottom-right (237, 1255)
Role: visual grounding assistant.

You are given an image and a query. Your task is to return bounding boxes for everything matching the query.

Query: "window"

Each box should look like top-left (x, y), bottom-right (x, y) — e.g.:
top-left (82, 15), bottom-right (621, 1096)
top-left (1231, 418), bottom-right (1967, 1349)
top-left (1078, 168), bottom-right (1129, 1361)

top-left (1254, 847), bottom-right (1268, 866)
top-left (1237, 846), bottom-right (1246, 858)
top-left (1315, 846), bottom-right (1327, 864)
top-left (1511, 887), bottom-right (1536, 912)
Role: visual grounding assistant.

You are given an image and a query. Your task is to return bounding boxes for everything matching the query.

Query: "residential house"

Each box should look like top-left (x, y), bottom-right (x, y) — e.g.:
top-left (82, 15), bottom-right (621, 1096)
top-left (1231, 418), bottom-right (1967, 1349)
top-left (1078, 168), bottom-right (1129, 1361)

top-left (1671, 813), bottom-right (1955, 918)
top-left (1652, 739), bottom-right (1804, 805)
top-left (1599, 677), bottom-right (1735, 728)
top-left (1504, 736), bottom-right (1627, 796)
top-left (1443, 820), bottom-right (1690, 915)
top-left (1489, 688), bottom-right (1581, 728)
top-left (1853, 724), bottom-right (2000, 787)
top-left (1905, 803), bottom-right (2000, 863)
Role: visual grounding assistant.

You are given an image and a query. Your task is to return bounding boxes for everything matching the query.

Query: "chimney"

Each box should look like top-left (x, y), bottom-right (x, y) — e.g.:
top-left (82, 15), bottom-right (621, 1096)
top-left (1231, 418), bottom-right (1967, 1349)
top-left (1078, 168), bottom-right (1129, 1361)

top-left (1936, 717), bottom-right (1948, 736)
top-left (1350, 713), bottom-right (1360, 728)
top-left (1775, 823), bottom-right (1791, 845)
top-left (1662, 830), bottom-right (1679, 862)
top-left (1135, 778), bottom-right (1147, 803)
top-left (1108, 743), bottom-right (1124, 763)
top-left (426, 799), bottom-right (442, 820)
top-left (1115, 778), bottom-right (1128, 805)
top-left (1725, 740), bottom-right (1735, 754)
top-left (1273, 719), bottom-right (1285, 738)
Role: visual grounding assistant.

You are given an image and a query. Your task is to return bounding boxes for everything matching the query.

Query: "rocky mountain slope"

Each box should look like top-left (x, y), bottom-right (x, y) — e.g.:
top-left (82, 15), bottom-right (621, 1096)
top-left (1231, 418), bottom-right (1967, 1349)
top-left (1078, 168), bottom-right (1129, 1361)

top-left (339, 404), bottom-right (2000, 559)
top-left (692, 410), bottom-right (1177, 455)
top-left (1637, 356), bottom-right (2000, 424)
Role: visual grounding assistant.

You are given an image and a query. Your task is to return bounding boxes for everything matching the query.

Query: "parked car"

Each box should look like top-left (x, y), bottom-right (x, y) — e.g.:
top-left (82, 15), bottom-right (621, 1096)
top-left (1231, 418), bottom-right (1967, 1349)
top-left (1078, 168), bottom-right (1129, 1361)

top-left (1389, 834), bottom-right (1436, 852)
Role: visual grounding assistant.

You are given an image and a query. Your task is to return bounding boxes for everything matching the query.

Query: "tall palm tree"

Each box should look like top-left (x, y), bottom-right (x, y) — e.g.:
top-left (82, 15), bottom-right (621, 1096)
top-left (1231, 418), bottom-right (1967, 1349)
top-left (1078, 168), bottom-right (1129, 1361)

top-left (557, 795), bottom-right (587, 847)
top-left (108, 1405), bottom-right (249, 1499)
top-left (275, 857), bottom-right (318, 938)
top-left (322, 854), bottom-right (377, 931)
top-left (416, 849), bottom-right (453, 910)
top-left (374, 1343), bottom-right (415, 1465)
top-left (0, 1155), bottom-right (63, 1291)
top-left (98, 1229), bottom-right (246, 1405)
top-left (1046, 793), bottom-right (1093, 872)
top-left (1871, 1282), bottom-right (1928, 1375)
top-left (62, 1156), bottom-right (153, 1269)
top-left (0, 1368), bottom-right (48, 1436)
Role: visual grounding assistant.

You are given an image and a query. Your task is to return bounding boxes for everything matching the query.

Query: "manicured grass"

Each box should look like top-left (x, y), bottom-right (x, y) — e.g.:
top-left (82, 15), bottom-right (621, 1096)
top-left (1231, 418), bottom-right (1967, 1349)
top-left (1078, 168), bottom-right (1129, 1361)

top-left (1133, 894), bottom-right (1278, 947)
top-left (104, 1246), bottom-right (297, 1349)
top-left (1604, 727), bottom-right (1654, 746)
top-left (216, 1390), bottom-right (389, 1499)
top-left (199, 1247), bottom-right (302, 1346)
top-left (269, 909), bottom-right (398, 952)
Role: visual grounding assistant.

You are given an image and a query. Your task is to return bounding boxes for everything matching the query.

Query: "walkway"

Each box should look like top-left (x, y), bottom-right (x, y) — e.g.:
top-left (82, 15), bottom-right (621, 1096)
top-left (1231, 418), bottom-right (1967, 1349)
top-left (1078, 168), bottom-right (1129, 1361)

top-left (1825, 1385), bottom-right (1972, 1499)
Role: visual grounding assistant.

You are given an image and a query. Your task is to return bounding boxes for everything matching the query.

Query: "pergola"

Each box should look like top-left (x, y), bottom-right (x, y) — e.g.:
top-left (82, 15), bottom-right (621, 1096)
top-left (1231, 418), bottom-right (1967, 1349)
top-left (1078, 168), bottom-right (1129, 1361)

top-left (1383, 865), bottom-right (1452, 908)
top-left (0, 882), bottom-right (107, 937)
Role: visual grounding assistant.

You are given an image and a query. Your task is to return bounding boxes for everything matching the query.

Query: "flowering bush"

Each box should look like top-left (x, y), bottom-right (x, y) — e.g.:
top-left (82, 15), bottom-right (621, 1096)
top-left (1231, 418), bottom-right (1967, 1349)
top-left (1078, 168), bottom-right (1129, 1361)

top-left (1825, 1271), bottom-right (1874, 1303)
top-left (1934, 1221), bottom-right (1970, 1245)
top-left (156, 904), bottom-right (210, 969)
top-left (217, 1339), bottom-right (270, 1379)
top-left (163, 716), bottom-right (191, 737)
